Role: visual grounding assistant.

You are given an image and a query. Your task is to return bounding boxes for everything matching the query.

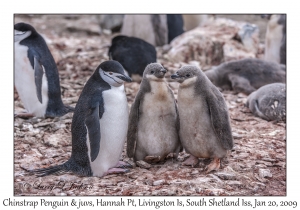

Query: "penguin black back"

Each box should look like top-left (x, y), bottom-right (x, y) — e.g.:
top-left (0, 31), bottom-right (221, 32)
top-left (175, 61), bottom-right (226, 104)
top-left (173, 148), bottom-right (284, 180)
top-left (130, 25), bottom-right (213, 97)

top-left (31, 61), bottom-right (132, 177)
top-left (14, 22), bottom-right (74, 117)
top-left (108, 35), bottom-right (157, 77)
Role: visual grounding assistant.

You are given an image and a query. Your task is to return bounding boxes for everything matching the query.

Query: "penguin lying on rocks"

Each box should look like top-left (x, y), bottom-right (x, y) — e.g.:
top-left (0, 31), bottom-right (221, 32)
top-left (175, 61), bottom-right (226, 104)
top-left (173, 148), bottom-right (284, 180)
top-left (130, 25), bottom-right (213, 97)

top-left (108, 35), bottom-right (157, 80)
top-left (205, 58), bottom-right (286, 95)
top-left (246, 83), bottom-right (286, 122)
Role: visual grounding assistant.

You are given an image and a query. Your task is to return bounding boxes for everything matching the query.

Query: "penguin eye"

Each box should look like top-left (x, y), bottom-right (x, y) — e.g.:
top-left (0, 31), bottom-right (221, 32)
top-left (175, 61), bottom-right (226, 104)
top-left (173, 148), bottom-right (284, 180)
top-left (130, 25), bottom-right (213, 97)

top-left (109, 72), bottom-right (113, 75)
top-left (186, 74), bottom-right (190, 77)
top-left (151, 71), bottom-right (154, 74)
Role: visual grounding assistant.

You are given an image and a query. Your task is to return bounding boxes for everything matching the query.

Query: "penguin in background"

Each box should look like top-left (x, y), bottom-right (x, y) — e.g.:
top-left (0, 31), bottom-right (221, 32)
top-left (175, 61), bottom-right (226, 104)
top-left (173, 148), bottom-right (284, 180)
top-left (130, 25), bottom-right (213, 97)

top-left (171, 65), bottom-right (233, 173)
top-left (127, 63), bottom-right (181, 163)
top-left (31, 61), bottom-right (132, 177)
top-left (204, 58), bottom-right (286, 95)
top-left (108, 35), bottom-right (157, 80)
top-left (121, 14), bottom-right (184, 46)
top-left (246, 83), bottom-right (286, 122)
top-left (14, 22), bottom-right (74, 118)
top-left (261, 14), bottom-right (286, 65)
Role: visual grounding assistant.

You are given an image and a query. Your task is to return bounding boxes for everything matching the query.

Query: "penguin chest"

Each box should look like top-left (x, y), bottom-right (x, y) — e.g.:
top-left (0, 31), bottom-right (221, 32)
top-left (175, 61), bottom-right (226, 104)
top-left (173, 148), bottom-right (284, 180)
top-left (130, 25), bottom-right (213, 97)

top-left (137, 82), bottom-right (178, 155)
top-left (177, 87), bottom-right (224, 158)
top-left (14, 42), bottom-right (49, 117)
top-left (88, 86), bottom-right (129, 176)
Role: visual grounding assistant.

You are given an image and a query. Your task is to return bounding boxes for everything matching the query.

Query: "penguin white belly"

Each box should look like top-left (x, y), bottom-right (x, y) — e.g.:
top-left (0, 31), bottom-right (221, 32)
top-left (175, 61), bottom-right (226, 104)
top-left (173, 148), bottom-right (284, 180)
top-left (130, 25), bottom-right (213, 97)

top-left (88, 85), bottom-right (129, 177)
top-left (178, 87), bottom-right (226, 158)
top-left (14, 42), bottom-right (48, 117)
top-left (137, 81), bottom-right (178, 156)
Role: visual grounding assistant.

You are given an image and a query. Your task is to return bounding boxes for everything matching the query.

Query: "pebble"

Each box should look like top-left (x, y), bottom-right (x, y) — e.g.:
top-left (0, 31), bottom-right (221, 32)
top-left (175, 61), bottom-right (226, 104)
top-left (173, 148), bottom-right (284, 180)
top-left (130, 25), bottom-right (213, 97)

top-left (259, 169), bottom-right (272, 178)
top-left (215, 172), bottom-right (237, 180)
top-left (136, 160), bottom-right (151, 169)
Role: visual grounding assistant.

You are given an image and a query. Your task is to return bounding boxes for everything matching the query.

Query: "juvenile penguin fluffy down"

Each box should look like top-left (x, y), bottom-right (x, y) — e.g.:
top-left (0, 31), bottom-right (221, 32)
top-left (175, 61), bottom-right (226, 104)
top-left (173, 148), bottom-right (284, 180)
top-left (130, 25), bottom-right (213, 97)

top-left (205, 58), bottom-right (286, 95)
top-left (171, 65), bottom-right (233, 172)
top-left (246, 83), bottom-right (286, 122)
top-left (127, 63), bottom-right (181, 163)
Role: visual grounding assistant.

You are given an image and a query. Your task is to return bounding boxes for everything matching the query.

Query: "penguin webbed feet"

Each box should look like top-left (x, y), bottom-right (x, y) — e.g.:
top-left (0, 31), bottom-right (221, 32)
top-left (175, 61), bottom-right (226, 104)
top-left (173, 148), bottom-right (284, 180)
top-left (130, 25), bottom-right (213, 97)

top-left (14, 112), bottom-right (34, 119)
top-left (144, 155), bottom-right (162, 163)
top-left (204, 157), bottom-right (221, 174)
top-left (115, 161), bottom-right (133, 169)
top-left (105, 168), bottom-right (130, 176)
top-left (181, 155), bottom-right (199, 167)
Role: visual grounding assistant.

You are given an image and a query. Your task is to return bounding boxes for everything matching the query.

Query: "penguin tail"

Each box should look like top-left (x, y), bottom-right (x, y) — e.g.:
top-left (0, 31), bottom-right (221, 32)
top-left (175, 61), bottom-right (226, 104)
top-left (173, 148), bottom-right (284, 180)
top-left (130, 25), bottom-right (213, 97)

top-left (64, 105), bottom-right (75, 113)
top-left (28, 164), bottom-right (66, 177)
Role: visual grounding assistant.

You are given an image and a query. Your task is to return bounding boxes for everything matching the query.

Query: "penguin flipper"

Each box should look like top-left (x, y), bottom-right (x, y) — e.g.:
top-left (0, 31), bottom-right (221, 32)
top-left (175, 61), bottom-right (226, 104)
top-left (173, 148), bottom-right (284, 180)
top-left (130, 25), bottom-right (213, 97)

top-left (207, 87), bottom-right (234, 150)
top-left (127, 93), bottom-right (143, 158)
top-left (33, 57), bottom-right (44, 104)
top-left (85, 103), bottom-right (101, 162)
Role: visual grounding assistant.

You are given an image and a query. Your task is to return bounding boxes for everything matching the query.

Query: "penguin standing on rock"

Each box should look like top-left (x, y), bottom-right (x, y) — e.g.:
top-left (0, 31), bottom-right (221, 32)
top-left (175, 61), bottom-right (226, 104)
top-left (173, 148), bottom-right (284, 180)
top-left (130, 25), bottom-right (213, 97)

top-left (171, 65), bottom-right (233, 173)
top-left (32, 61), bottom-right (132, 177)
top-left (14, 22), bottom-right (74, 118)
top-left (127, 63), bottom-right (181, 163)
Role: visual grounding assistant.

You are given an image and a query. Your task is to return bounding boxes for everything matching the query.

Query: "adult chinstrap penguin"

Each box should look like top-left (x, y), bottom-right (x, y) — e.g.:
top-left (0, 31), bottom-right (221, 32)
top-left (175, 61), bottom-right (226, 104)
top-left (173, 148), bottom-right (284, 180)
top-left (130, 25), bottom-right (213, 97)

top-left (171, 65), bottom-right (233, 173)
top-left (14, 22), bottom-right (74, 118)
top-left (127, 63), bottom-right (181, 163)
top-left (31, 60), bottom-right (132, 177)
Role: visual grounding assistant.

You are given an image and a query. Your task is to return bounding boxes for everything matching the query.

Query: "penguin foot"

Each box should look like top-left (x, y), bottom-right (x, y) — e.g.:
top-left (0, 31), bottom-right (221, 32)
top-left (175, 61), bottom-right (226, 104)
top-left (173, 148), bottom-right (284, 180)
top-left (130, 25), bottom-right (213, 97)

top-left (14, 112), bottom-right (34, 119)
top-left (182, 155), bottom-right (199, 167)
top-left (115, 161), bottom-right (133, 168)
top-left (105, 168), bottom-right (130, 175)
top-left (205, 157), bottom-right (221, 173)
top-left (144, 156), bottom-right (162, 163)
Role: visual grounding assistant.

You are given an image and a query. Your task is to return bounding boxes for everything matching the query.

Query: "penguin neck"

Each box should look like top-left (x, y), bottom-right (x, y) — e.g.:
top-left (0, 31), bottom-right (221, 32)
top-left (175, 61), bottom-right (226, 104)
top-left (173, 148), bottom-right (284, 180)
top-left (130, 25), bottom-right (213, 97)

top-left (148, 78), bottom-right (169, 100)
top-left (179, 77), bottom-right (197, 88)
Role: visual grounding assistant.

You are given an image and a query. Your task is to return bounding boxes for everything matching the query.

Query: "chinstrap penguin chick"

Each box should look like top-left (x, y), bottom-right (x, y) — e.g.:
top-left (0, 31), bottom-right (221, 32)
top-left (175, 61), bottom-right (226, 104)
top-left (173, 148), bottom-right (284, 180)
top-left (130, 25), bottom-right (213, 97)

top-left (14, 22), bottom-right (74, 118)
top-left (108, 35), bottom-right (157, 79)
top-left (171, 65), bottom-right (233, 173)
top-left (205, 58), bottom-right (286, 95)
top-left (31, 61), bottom-right (132, 177)
top-left (127, 63), bottom-right (181, 163)
top-left (246, 83), bottom-right (286, 122)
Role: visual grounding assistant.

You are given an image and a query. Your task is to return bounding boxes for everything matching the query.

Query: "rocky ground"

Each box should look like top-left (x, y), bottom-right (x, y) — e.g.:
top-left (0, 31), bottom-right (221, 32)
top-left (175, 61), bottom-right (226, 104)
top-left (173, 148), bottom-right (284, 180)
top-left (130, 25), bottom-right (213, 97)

top-left (14, 14), bottom-right (286, 196)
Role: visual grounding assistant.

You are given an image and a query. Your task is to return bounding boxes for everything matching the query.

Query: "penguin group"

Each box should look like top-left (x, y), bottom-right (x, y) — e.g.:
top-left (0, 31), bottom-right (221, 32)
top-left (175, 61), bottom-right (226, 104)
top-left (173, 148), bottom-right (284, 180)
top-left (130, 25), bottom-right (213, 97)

top-left (14, 14), bottom-right (286, 178)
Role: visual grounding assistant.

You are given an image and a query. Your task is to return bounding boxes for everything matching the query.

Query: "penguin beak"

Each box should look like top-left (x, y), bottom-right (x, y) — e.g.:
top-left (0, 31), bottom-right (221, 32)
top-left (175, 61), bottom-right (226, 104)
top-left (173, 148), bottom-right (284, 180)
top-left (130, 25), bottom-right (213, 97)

top-left (171, 73), bottom-right (181, 79)
top-left (160, 68), bottom-right (167, 74)
top-left (117, 75), bottom-right (132, 83)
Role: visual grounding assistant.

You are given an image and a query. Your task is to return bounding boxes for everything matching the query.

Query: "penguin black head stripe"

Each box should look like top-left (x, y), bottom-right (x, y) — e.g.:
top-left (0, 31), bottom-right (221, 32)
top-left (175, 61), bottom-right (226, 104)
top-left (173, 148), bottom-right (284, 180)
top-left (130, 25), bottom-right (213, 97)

top-left (31, 60), bottom-right (132, 177)
top-left (98, 61), bottom-right (132, 86)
